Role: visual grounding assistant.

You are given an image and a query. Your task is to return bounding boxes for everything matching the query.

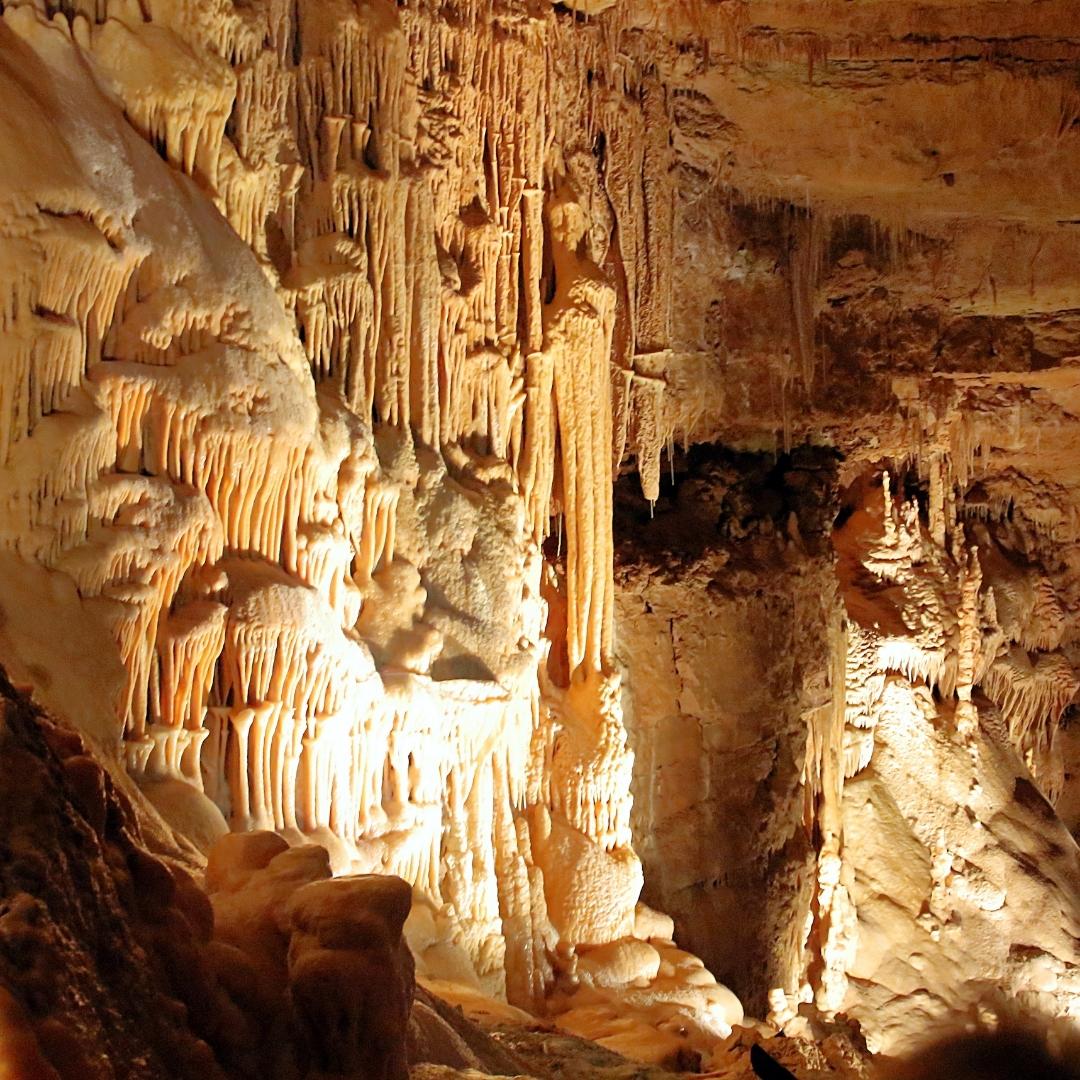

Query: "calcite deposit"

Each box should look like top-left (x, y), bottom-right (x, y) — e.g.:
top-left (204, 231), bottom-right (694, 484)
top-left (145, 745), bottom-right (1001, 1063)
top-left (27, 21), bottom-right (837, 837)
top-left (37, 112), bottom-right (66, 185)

top-left (1, 0), bottom-right (1080, 1075)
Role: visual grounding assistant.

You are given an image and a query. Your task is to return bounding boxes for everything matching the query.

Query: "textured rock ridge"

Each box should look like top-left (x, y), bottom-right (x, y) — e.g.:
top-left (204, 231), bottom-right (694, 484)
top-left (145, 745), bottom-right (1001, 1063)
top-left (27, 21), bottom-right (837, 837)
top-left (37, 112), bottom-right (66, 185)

top-left (0, 673), bottom-right (427, 1079)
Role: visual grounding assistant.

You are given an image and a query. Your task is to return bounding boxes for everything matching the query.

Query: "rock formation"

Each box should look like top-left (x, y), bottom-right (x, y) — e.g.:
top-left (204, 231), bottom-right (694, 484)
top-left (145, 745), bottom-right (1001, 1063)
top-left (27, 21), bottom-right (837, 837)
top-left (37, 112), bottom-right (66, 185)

top-left (1, 0), bottom-right (1080, 1075)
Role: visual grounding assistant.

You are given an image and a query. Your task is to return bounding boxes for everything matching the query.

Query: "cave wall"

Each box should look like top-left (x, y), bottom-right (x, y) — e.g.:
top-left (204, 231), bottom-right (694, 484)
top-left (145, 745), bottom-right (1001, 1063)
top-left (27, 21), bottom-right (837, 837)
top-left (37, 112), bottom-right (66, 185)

top-left (0, 674), bottom-right (230, 1079)
top-left (2, 0), bottom-right (1080, 1067)
top-left (615, 448), bottom-right (838, 1017)
top-left (0, 0), bottom-right (749, 1059)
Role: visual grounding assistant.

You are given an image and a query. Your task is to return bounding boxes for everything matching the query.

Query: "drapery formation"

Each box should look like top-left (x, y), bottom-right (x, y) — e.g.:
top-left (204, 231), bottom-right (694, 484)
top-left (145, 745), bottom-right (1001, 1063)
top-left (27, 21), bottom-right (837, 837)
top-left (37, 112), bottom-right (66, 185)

top-left (0, 0), bottom-right (706, 1020)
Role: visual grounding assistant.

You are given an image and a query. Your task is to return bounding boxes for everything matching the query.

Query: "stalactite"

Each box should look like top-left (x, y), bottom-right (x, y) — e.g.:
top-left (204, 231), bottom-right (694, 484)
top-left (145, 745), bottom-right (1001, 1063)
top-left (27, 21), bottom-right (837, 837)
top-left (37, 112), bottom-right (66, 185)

top-left (0, 0), bottom-right (747, 1037)
top-left (788, 209), bottom-right (826, 390)
top-left (92, 16), bottom-right (236, 190)
top-left (546, 188), bottom-right (617, 677)
top-left (627, 367), bottom-right (666, 503)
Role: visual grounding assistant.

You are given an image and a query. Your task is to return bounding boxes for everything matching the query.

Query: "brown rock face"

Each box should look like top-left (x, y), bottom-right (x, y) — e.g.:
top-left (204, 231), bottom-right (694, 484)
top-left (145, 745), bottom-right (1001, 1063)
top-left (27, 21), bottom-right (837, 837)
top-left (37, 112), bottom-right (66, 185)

top-left (206, 837), bottom-right (418, 1080)
top-left (0, 675), bottom-right (421, 1079)
top-left (615, 446), bottom-right (840, 1016)
top-left (0, 675), bottom-right (227, 1078)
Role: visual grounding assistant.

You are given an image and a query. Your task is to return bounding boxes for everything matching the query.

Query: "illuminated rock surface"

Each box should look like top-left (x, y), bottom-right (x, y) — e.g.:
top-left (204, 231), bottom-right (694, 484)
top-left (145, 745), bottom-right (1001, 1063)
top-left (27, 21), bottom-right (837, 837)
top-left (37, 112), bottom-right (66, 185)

top-left (0, 0), bottom-right (1079, 1075)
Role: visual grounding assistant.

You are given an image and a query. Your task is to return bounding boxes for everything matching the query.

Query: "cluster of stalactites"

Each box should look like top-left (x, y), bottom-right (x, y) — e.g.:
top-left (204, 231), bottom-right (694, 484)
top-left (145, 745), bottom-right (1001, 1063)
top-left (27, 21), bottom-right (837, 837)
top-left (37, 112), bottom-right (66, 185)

top-left (287, 0), bottom-right (679, 511)
top-left (282, 0), bottom-right (678, 696)
top-left (833, 457), bottom-right (1080, 807)
top-left (0, 196), bottom-right (145, 568)
top-left (892, 388), bottom-right (1080, 794)
top-left (0, 0), bottom-right (698, 1012)
top-left (982, 649), bottom-right (1078, 798)
top-left (83, 0), bottom-right (679, 697)
top-left (842, 471), bottom-right (1017, 744)
top-left (896, 383), bottom-right (1080, 544)
top-left (977, 540), bottom-right (1077, 798)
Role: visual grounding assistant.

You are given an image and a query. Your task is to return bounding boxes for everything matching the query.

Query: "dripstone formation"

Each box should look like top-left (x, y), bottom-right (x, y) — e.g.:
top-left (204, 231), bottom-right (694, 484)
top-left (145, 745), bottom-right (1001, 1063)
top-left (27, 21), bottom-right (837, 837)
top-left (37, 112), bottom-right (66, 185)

top-left (1, 1), bottom-right (1080, 1076)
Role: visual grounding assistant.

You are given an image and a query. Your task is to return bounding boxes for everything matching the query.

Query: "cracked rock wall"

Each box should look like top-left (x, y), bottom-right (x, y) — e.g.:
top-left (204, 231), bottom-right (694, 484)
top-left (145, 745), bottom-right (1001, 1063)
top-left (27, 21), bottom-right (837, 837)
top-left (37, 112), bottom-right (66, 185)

top-left (615, 447), bottom-right (839, 1018)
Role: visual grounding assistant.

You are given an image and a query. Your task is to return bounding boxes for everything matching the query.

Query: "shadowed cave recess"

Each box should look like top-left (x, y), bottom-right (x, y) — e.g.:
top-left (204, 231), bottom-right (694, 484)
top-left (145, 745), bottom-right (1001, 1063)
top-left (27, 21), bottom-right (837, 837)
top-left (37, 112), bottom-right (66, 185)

top-left (3, 0), bottom-right (1080, 1077)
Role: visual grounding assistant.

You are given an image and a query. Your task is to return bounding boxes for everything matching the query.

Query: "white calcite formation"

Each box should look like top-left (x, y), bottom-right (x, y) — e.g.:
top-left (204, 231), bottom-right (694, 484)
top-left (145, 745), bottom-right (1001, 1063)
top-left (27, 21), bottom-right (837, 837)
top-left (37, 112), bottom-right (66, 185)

top-left (614, 439), bottom-right (1080, 1057)
top-left (816, 471), bottom-right (1080, 1051)
top-left (0, 0), bottom-right (737, 1059)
